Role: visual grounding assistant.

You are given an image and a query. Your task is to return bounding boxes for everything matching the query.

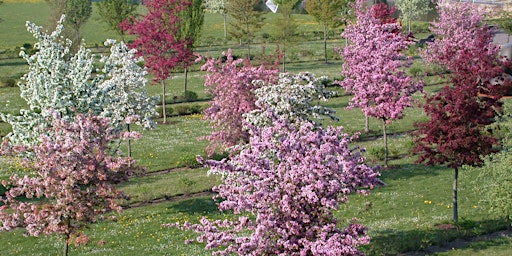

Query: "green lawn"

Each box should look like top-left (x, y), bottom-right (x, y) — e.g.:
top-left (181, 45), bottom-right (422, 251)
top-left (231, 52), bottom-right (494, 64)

top-left (0, 2), bottom-right (510, 256)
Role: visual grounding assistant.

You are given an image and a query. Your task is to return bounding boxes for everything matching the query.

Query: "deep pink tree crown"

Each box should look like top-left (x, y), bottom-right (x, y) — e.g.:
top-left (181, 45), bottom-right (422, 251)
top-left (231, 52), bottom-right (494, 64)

top-left (169, 112), bottom-right (382, 255)
top-left (338, 0), bottom-right (423, 121)
top-left (0, 113), bottom-right (136, 238)
top-left (120, 0), bottom-right (193, 81)
top-left (201, 49), bottom-right (279, 156)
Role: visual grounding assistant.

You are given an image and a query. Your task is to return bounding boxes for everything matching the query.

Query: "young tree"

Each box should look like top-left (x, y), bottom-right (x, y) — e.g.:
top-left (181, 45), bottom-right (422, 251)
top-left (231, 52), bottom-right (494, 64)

top-left (201, 50), bottom-right (279, 156)
top-left (338, 0), bottom-right (423, 167)
top-left (466, 102), bottom-right (512, 229)
top-left (65, 0), bottom-right (92, 47)
top-left (227, 0), bottom-right (265, 58)
top-left (177, 0), bottom-right (205, 93)
top-left (168, 114), bottom-right (381, 255)
top-left (245, 72), bottom-right (338, 128)
top-left (2, 18), bottom-right (156, 149)
top-left (414, 2), bottom-right (510, 222)
top-left (45, 0), bottom-right (67, 30)
top-left (95, 0), bottom-right (139, 42)
top-left (270, 0), bottom-right (301, 72)
top-left (204, 0), bottom-right (228, 39)
top-left (0, 113), bottom-right (136, 256)
top-left (395, 0), bottom-right (431, 33)
top-left (305, 0), bottom-right (352, 63)
top-left (121, 0), bottom-right (193, 124)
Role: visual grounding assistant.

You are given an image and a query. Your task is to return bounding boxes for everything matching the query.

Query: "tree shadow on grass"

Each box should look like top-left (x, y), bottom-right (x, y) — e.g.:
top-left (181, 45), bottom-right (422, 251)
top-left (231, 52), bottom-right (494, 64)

top-left (363, 218), bottom-right (509, 256)
top-left (378, 163), bottom-right (444, 181)
top-left (166, 196), bottom-right (220, 215)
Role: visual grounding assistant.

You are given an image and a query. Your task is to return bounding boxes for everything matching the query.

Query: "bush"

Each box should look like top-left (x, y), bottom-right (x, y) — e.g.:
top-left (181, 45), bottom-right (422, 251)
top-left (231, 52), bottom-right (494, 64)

top-left (156, 105), bottom-right (174, 118)
top-left (183, 90), bottom-right (198, 102)
top-left (0, 77), bottom-right (17, 87)
top-left (174, 105), bottom-right (190, 116)
top-left (368, 147), bottom-right (386, 161)
top-left (177, 153), bottom-right (201, 168)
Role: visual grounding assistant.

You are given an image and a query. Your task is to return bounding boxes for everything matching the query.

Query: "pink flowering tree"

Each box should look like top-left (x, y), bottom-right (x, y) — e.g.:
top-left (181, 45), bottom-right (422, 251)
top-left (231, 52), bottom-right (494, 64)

top-left (0, 113), bottom-right (138, 256)
top-left (168, 113), bottom-right (382, 255)
top-left (338, 0), bottom-right (423, 166)
top-left (414, 2), bottom-right (511, 222)
top-left (201, 49), bottom-right (279, 156)
top-left (121, 0), bottom-right (193, 123)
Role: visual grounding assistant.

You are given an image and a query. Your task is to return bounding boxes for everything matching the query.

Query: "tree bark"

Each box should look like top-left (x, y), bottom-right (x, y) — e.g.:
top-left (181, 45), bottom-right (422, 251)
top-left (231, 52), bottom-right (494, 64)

top-left (161, 79), bottom-right (167, 124)
top-left (184, 67), bottom-right (188, 94)
top-left (365, 115), bottom-right (369, 133)
top-left (127, 124), bottom-right (132, 161)
top-left (323, 25), bottom-right (328, 64)
top-left (383, 120), bottom-right (388, 167)
top-left (453, 167), bottom-right (459, 222)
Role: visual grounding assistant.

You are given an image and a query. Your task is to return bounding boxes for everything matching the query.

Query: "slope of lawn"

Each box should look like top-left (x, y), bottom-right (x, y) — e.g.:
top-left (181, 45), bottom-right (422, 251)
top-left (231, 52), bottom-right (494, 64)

top-left (0, 2), bottom-right (511, 256)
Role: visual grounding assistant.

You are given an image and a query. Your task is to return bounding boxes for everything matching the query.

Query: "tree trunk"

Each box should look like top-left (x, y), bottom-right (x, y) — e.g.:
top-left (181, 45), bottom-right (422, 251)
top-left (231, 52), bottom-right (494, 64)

top-left (184, 67), bottom-right (188, 94)
top-left (127, 124), bottom-right (132, 161)
top-left (365, 115), bottom-right (369, 133)
top-left (453, 167), bottom-right (459, 223)
top-left (161, 79), bottom-right (167, 124)
top-left (323, 25), bottom-right (328, 64)
top-left (223, 14), bottom-right (227, 40)
top-left (383, 120), bottom-right (388, 167)
top-left (282, 40), bottom-right (286, 72)
top-left (63, 233), bottom-right (69, 256)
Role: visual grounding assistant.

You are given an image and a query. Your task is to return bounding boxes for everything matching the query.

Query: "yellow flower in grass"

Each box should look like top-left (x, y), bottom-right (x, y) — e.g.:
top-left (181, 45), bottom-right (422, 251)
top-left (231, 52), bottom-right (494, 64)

top-left (424, 200), bottom-right (432, 205)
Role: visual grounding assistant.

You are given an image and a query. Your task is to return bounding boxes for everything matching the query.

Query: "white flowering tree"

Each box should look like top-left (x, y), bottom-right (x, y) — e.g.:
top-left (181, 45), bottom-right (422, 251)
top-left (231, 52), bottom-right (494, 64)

top-left (245, 72), bottom-right (338, 128)
top-left (2, 17), bottom-right (156, 153)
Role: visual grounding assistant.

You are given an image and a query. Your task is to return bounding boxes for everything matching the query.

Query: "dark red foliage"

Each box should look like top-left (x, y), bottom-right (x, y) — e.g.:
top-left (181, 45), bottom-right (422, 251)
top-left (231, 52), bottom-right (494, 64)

top-left (120, 0), bottom-right (193, 82)
top-left (370, 3), bottom-right (397, 24)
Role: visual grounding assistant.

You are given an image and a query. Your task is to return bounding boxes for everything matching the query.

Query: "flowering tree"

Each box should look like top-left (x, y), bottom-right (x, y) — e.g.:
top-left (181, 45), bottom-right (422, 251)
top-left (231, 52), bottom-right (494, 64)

top-left (338, 0), bottom-right (423, 166)
top-left (1, 18), bottom-right (156, 151)
top-left (245, 72), bottom-right (338, 128)
top-left (0, 113), bottom-right (137, 256)
top-left (168, 114), bottom-right (381, 255)
top-left (414, 2), bottom-right (510, 222)
top-left (395, 0), bottom-right (431, 33)
top-left (201, 49), bottom-right (279, 156)
top-left (121, 0), bottom-right (193, 123)
top-left (204, 0), bottom-right (228, 39)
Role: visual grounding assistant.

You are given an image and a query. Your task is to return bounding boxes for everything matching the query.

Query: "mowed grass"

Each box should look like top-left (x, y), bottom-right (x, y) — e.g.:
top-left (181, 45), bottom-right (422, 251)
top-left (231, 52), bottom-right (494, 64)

top-left (0, 2), bottom-right (511, 256)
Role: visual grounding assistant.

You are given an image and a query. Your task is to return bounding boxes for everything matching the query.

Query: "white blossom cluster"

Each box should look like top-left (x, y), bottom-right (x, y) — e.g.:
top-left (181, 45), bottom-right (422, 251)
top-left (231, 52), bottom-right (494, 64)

top-left (244, 72), bottom-right (338, 128)
top-left (2, 17), bottom-right (157, 147)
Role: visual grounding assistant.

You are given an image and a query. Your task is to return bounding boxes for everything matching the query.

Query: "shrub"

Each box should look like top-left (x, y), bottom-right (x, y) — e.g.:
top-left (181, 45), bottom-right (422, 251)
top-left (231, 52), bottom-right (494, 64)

top-left (0, 77), bottom-right (16, 87)
top-left (183, 90), bottom-right (198, 102)
top-left (157, 105), bottom-right (174, 117)
top-left (177, 153), bottom-right (200, 168)
top-left (368, 147), bottom-right (386, 161)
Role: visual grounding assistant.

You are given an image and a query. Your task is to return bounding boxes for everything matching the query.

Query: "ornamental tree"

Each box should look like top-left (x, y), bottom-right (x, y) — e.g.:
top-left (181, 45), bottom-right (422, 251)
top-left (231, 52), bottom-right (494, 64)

top-left (226, 0), bottom-right (264, 58)
top-left (0, 113), bottom-right (137, 256)
top-left (245, 72), bottom-right (338, 128)
top-left (121, 0), bottom-right (193, 123)
top-left (338, 0), bottom-right (423, 166)
top-left (201, 49), bottom-right (279, 156)
top-left (95, 0), bottom-right (139, 42)
top-left (395, 0), bottom-right (431, 33)
top-left (204, 0), bottom-right (228, 39)
top-left (168, 114), bottom-right (381, 255)
top-left (64, 0), bottom-right (92, 46)
top-left (2, 18), bottom-right (156, 150)
top-left (305, 0), bottom-right (353, 63)
top-left (414, 2), bottom-right (510, 222)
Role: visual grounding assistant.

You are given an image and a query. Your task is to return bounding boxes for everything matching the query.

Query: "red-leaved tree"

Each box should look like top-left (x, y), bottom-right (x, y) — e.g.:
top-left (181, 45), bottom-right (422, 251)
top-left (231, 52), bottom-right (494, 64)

top-left (0, 113), bottom-right (137, 256)
top-left (168, 113), bottom-right (382, 255)
top-left (338, 0), bottom-right (423, 166)
top-left (414, 2), bottom-right (511, 222)
top-left (121, 0), bottom-right (193, 123)
top-left (201, 49), bottom-right (279, 156)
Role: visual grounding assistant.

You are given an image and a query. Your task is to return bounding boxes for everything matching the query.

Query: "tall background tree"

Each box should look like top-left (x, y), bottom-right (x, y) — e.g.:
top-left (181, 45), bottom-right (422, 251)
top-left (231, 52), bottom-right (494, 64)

top-left (45, 0), bottom-right (67, 30)
top-left (339, 0), bottom-right (422, 167)
top-left (204, 0), bottom-right (228, 39)
top-left (271, 0), bottom-right (301, 71)
top-left (65, 0), bottom-right (92, 46)
top-left (305, 0), bottom-right (352, 63)
top-left (394, 0), bottom-right (431, 33)
top-left (227, 0), bottom-right (264, 58)
top-left (177, 0), bottom-right (204, 93)
top-left (95, 0), bottom-right (139, 42)
top-left (414, 2), bottom-right (509, 222)
top-left (121, 0), bottom-right (193, 124)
